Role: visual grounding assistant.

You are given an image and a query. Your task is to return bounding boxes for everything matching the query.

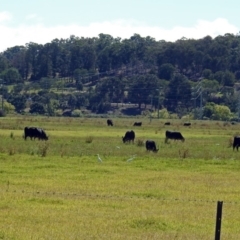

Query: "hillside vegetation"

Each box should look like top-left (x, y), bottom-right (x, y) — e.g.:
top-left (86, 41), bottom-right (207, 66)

top-left (0, 33), bottom-right (240, 119)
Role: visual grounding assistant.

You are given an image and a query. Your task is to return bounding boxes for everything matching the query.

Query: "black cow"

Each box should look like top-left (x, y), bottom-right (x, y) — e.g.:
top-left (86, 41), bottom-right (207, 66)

top-left (164, 122), bottom-right (170, 125)
top-left (24, 127), bottom-right (48, 141)
top-left (183, 122), bottom-right (191, 126)
top-left (122, 130), bottom-right (135, 143)
top-left (165, 130), bottom-right (185, 142)
top-left (107, 119), bottom-right (113, 126)
top-left (133, 122), bottom-right (142, 126)
top-left (146, 140), bottom-right (158, 152)
top-left (233, 136), bottom-right (240, 151)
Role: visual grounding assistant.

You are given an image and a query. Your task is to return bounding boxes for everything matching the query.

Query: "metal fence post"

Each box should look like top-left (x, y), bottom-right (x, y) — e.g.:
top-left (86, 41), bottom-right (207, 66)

top-left (215, 201), bottom-right (223, 240)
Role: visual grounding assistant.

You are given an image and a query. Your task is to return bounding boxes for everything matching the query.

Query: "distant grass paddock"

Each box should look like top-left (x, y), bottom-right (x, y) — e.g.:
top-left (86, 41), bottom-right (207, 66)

top-left (0, 117), bottom-right (240, 239)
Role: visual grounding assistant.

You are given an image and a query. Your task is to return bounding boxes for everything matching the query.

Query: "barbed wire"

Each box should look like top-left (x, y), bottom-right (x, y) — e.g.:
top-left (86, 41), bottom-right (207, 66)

top-left (1, 188), bottom-right (239, 205)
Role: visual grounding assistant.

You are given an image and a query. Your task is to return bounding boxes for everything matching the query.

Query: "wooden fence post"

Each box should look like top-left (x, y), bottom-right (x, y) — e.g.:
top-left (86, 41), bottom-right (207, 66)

top-left (215, 201), bottom-right (223, 240)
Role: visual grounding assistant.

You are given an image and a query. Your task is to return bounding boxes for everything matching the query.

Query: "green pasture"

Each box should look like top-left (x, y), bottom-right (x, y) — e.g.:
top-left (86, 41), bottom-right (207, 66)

top-left (0, 117), bottom-right (240, 239)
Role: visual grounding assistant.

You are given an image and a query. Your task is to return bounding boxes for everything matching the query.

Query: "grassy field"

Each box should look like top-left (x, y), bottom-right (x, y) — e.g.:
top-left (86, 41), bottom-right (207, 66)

top-left (0, 116), bottom-right (240, 239)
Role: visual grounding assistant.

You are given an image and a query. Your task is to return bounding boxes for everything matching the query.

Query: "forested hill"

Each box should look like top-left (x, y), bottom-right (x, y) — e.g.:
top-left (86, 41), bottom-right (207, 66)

top-left (0, 33), bottom-right (240, 119)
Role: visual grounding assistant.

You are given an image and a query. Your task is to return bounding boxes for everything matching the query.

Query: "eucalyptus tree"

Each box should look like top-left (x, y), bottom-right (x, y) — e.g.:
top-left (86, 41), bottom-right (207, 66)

top-left (68, 37), bottom-right (96, 74)
top-left (128, 74), bottom-right (160, 108)
top-left (75, 94), bottom-right (89, 108)
top-left (0, 55), bottom-right (9, 73)
top-left (1, 67), bottom-right (22, 84)
top-left (96, 34), bottom-right (115, 72)
top-left (94, 76), bottom-right (126, 104)
top-left (25, 42), bottom-right (43, 81)
top-left (158, 63), bottom-right (175, 80)
top-left (164, 73), bottom-right (192, 113)
top-left (7, 94), bottom-right (27, 113)
top-left (29, 102), bottom-right (46, 114)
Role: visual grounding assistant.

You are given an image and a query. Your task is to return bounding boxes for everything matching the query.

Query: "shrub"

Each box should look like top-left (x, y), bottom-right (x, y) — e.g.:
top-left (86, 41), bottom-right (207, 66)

top-left (10, 132), bottom-right (14, 140)
top-left (71, 109), bottom-right (82, 117)
top-left (85, 136), bottom-right (93, 143)
top-left (55, 109), bottom-right (63, 116)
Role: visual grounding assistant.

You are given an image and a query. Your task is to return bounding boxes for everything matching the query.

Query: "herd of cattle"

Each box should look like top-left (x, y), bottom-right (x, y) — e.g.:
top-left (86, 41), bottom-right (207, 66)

top-left (122, 129), bottom-right (185, 152)
top-left (23, 119), bottom-right (240, 152)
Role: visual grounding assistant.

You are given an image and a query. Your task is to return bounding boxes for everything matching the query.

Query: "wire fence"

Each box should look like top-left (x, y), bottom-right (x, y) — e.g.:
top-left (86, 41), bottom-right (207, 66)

top-left (1, 188), bottom-right (240, 204)
top-left (1, 187), bottom-right (240, 239)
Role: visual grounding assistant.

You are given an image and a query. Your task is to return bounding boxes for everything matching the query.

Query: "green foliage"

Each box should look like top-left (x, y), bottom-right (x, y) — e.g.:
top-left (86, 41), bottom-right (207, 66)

top-left (202, 79), bottom-right (219, 91)
top-left (55, 109), bottom-right (63, 116)
top-left (7, 94), bottom-right (26, 113)
top-left (158, 63), bottom-right (175, 80)
top-left (222, 71), bottom-right (235, 86)
top-left (164, 73), bottom-right (192, 113)
top-left (75, 94), bottom-right (89, 108)
top-left (212, 104), bottom-right (233, 121)
top-left (45, 99), bottom-right (59, 116)
top-left (0, 85), bottom-right (8, 96)
top-left (202, 69), bottom-right (213, 79)
top-left (1, 67), bottom-right (22, 84)
top-left (0, 55), bottom-right (8, 72)
top-left (128, 74), bottom-right (160, 108)
top-left (12, 83), bottom-right (24, 93)
top-left (95, 76), bottom-right (126, 104)
top-left (67, 94), bottom-right (77, 109)
top-left (76, 79), bottom-right (83, 90)
top-left (71, 109), bottom-right (82, 117)
top-left (2, 33), bottom-right (240, 118)
top-left (29, 102), bottom-right (46, 114)
top-left (3, 101), bottom-right (15, 113)
top-left (204, 102), bottom-right (233, 120)
top-left (151, 108), bottom-right (170, 119)
top-left (39, 78), bottom-right (52, 90)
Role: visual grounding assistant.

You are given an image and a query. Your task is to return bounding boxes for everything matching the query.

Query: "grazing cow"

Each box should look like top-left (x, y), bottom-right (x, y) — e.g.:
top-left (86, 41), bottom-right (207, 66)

top-left (146, 140), bottom-right (159, 152)
top-left (107, 119), bottom-right (113, 126)
top-left (233, 136), bottom-right (240, 151)
top-left (24, 127), bottom-right (48, 141)
top-left (164, 122), bottom-right (170, 125)
top-left (165, 130), bottom-right (184, 142)
top-left (133, 122), bottom-right (142, 126)
top-left (183, 122), bottom-right (191, 126)
top-left (122, 130), bottom-right (135, 143)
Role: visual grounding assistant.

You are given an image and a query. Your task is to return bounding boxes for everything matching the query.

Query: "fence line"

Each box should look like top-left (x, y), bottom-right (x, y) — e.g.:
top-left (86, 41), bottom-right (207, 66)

top-left (1, 188), bottom-right (240, 205)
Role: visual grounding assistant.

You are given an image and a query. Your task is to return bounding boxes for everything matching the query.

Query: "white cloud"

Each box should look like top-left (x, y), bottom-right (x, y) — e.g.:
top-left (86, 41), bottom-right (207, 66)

top-left (25, 14), bottom-right (38, 20)
top-left (0, 17), bottom-right (238, 52)
top-left (0, 11), bottom-right (12, 23)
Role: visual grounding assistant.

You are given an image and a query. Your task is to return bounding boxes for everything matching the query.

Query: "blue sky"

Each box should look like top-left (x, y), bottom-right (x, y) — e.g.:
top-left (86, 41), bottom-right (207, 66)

top-left (0, 0), bottom-right (239, 52)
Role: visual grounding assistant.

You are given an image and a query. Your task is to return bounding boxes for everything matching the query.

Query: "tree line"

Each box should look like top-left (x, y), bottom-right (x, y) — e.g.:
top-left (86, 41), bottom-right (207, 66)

top-left (0, 33), bottom-right (240, 120)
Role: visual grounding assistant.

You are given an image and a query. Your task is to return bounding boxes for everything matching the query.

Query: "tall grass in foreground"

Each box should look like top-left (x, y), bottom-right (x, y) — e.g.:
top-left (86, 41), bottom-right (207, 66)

top-left (0, 117), bottom-right (240, 239)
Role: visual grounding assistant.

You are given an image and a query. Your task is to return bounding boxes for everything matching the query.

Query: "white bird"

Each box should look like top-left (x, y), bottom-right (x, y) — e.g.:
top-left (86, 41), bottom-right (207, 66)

top-left (97, 154), bottom-right (103, 162)
top-left (126, 155), bottom-right (136, 162)
top-left (116, 146), bottom-right (120, 149)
